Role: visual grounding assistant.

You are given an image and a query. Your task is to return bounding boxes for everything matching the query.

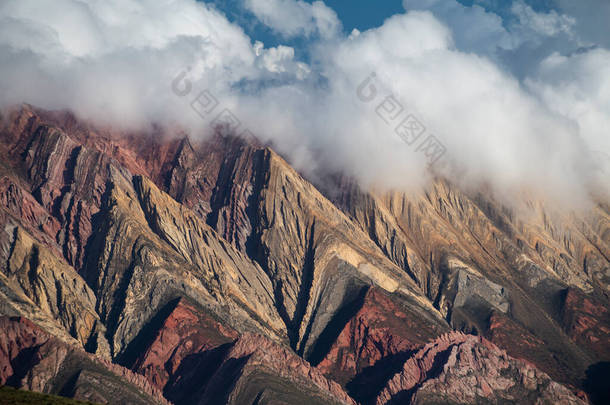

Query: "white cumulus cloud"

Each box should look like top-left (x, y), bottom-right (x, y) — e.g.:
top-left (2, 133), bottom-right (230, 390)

top-left (243, 0), bottom-right (341, 38)
top-left (0, 0), bottom-right (607, 207)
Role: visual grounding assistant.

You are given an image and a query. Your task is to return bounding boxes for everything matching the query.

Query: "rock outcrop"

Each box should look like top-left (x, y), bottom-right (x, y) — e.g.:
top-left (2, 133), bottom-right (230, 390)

top-left (375, 332), bottom-right (586, 405)
top-left (126, 297), bottom-right (239, 390)
top-left (561, 288), bottom-right (610, 360)
top-left (0, 104), bottom-right (608, 405)
top-left (0, 316), bottom-right (169, 405)
top-left (322, 176), bottom-right (609, 389)
top-left (315, 287), bottom-right (447, 401)
top-left (122, 297), bottom-right (355, 405)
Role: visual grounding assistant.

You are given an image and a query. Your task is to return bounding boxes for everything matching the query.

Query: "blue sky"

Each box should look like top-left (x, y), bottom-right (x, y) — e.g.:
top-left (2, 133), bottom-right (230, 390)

top-left (204, 0), bottom-right (410, 58)
top-left (205, 0), bottom-right (584, 79)
top-left (206, 0), bottom-right (405, 39)
top-left (313, 0), bottom-right (405, 31)
top-left (204, 0), bottom-right (558, 43)
top-left (202, 0), bottom-right (567, 65)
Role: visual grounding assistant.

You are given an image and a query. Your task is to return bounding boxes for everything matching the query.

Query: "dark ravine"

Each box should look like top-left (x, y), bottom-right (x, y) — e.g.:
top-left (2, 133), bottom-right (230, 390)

top-left (0, 316), bottom-right (169, 405)
top-left (0, 104), bottom-right (608, 404)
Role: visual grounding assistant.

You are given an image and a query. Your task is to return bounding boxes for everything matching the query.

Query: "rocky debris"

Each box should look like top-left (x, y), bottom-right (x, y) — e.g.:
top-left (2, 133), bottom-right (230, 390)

top-left (441, 261), bottom-right (511, 316)
top-left (375, 331), bottom-right (586, 405)
top-left (427, 258), bottom-right (594, 388)
top-left (0, 316), bottom-right (169, 405)
top-left (483, 311), bottom-right (573, 386)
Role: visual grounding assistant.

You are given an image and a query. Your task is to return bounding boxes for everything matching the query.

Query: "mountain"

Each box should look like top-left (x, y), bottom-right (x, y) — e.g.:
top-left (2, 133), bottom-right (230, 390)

top-left (0, 104), bottom-right (608, 405)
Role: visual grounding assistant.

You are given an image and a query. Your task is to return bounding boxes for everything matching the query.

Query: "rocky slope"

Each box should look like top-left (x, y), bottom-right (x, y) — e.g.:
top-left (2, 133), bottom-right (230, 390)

top-left (0, 104), bottom-right (608, 404)
top-left (0, 316), bottom-right (168, 405)
top-left (375, 331), bottom-right (586, 405)
top-left (322, 175), bottom-right (609, 389)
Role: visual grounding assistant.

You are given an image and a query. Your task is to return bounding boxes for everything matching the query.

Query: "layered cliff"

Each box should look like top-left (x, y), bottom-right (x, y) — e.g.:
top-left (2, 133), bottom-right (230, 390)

top-left (375, 332), bottom-right (586, 405)
top-left (321, 175), bottom-right (609, 389)
top-left (0, 316), bottom-right (169, 405)
top-left (0, 104), bottom-right (608, 405)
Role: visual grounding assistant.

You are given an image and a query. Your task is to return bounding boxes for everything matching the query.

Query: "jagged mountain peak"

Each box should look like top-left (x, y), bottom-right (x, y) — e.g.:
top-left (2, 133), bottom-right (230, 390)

top-left (0, 105), bottom-right (608, 404)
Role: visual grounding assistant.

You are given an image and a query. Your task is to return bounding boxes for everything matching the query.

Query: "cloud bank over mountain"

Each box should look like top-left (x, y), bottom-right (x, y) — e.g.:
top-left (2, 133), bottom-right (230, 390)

top-left (0, 0), bottom-right (608, 205)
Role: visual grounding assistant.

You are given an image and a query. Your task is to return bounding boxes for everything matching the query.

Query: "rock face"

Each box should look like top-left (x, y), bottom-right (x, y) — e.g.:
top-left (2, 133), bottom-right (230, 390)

top-left (0, 104), bottom-right (608, 405)
top-left (561, 288), bottom-right (610, 360)
top-left (375, 332), bottom-right (586, 405)
top-left (123, 298), bottom-right (354, 405)
top-left (126, 298), bottom-right (239, 389)
top-left (315, 287), bottom-right (448, 402)
top-left (187, 333), bottom-right (357, 405)
top-left (0, 316), bottom-right (169, 405)
top-left (322, 176), bottom-right (609, 390)
top-left (4, 226), bottom-right (105, 351)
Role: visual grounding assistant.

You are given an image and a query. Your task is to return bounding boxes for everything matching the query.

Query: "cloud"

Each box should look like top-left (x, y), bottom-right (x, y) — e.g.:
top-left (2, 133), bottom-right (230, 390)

top-left (510, 0), bottom-right (575, 38)
top-left (0, 0), bottom-right (312, 131)
top-left (0, 0), bottom-right (262, 129)
top-left (253, 41), bottom-right (311, 79)
top-left (243, 0), bottom-right (341, 38)
top-left (526, 48), bottom-right (610, 183)
top-left (402, 0), bottom-right (580, 67)
top-left (0, 0), bottom-right (608, 206)
top-left (402, 0), bottom-right (515, 54)
top-left (555, 0), bottom-right (610, 48)
top-left (223, 8), bottom-right (600, 203)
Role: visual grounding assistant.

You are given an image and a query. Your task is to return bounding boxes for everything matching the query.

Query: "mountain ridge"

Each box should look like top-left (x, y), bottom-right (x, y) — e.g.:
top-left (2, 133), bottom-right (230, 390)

top-left (0, 104), bottom-right (608, 404)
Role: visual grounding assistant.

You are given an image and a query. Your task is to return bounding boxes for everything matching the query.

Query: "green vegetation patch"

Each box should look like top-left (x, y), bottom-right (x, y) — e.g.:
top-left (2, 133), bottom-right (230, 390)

top-left (0, 386), bottom-right (98, 405)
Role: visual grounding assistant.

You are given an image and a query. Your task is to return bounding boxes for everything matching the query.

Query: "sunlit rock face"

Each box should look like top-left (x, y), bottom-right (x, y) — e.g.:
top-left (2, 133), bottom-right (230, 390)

top-left (375, 332), bottom-right (587, 405)
top-left (0, 105), bottom-right (607, 404)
